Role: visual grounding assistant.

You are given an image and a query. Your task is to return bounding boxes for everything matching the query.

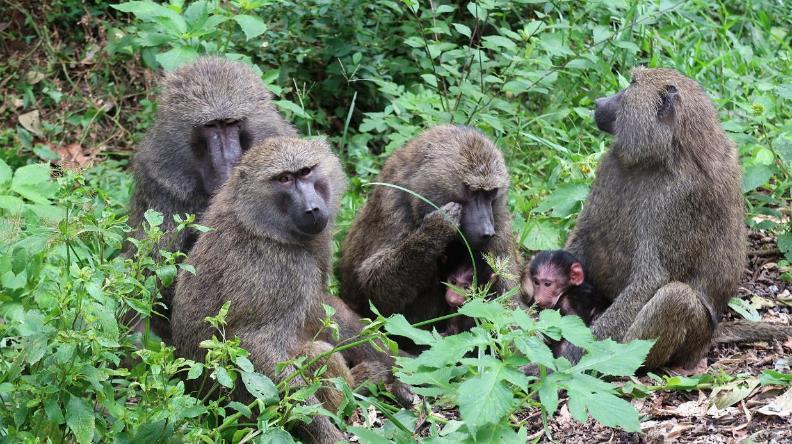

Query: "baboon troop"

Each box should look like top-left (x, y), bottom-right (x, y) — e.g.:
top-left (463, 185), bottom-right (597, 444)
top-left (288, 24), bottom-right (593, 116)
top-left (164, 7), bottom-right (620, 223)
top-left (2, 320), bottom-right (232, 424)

top-left (124, 57), bottom-right (789, 439)
top-left (172, 138), bottom-right (411, 442)
top-left (339, 125), bottom-right (522, 345)
top-left (563, 67), bottom-right (747, 369)
top-left (127, 57), bottom-right (296, 341)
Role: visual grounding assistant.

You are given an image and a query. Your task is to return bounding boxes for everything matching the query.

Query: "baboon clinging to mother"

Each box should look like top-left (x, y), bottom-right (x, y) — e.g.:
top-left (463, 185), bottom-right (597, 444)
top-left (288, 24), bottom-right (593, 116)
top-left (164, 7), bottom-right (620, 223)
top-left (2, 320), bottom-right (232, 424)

top-left (340, 125), bottom-right (522, 342)
top-left (562, 67), bottom-right (746, 369)
top-left (127, 57), bottom-right (296, 341)
top-left (172, 138), bottom-right (412, 443)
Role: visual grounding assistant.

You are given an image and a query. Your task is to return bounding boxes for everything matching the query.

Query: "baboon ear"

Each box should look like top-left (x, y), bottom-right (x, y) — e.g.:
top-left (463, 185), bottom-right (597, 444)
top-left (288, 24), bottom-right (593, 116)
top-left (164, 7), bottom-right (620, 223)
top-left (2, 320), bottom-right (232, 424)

top-left (658, 84), bottom-right (679, 123)
top-left (569, 262), bottom-right (585, 286)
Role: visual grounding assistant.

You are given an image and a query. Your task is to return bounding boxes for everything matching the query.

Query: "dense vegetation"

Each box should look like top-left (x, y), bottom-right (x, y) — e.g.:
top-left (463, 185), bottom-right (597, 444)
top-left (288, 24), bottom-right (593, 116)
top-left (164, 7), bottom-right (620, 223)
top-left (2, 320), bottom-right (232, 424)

top-left (0, 0), bottom-right (790, 442)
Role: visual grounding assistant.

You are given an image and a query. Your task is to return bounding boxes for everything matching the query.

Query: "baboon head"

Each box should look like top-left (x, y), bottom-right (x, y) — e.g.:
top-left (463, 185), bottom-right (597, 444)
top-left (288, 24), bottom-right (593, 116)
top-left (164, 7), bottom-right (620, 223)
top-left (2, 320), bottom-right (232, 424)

top-left (594, 67), bottom-right (724, 166)
top-left (228, 138), bottom-right (346, 242)
top-left (153, 57), bottom-right (280, 196)
top-left (409, 125), bottom-right (509, 249)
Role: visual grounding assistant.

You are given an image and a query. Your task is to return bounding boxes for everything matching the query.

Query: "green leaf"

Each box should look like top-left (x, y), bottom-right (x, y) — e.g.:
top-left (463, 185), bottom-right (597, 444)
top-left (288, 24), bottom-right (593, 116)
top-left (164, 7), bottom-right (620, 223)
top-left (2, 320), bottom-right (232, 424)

top-left (421, 74), bottom-right (438, 88)
top-left (587, 392), bottom-right (640, 432)
top-left (482, 35), bottom-right (516, 51)
top-left (575, 339), bottom-right (653, 376)
top-left (66, 395), bottom-right (95, 444)
top-left (383, 314), bottom-right (436, 345)
top-left (155, 46), bottom-right (199, 71)
top-left (156, 264), bottom-right (178, 287)
top-left (521, 220), bottom-right (563, 250)
top-left (235, 356), bottom-right (254, 373)
top-left (537, 377), bottom-right (559, 416)
top-left (458, 369), bottom-right (517, 433)
top-left (349, 427), bottom-right (390, 444)
top-left (214, 366), bottom-right (234, 388)
top-left (233, 14), bottom-right (268, 40)
top-left (452, 23), bottom-right (471, 38)
top-left (187, 363), bottom-right (204, 380)
top-left (534, 183), bottom-right (589, 217)
top-left (741, 164), bottom-right (773, 192)
top-left (11, 163), bottom-right (50, 186)
top-left (241, 371), bottom-right (278, 403)
top-left (0, 159), bottom-right (11, 185)
top-left (144, 209), bottom-right (164, 227)
top-left (27, 203), bottom-right (65, 221)
top-left (259, 428), bottom-right (296, 444)
top-left (227, 401), bottom-right (252, 417)
top-left (0, 195), bottom-right (25, 214)
top-left (112, 1), bottom-right (179, 22)
top-left (514, 336), bottom-right (555, 369)
top-left (777, 233), bottom-right (792, 260)
top-left (275, 100), bottom-right (308, 118)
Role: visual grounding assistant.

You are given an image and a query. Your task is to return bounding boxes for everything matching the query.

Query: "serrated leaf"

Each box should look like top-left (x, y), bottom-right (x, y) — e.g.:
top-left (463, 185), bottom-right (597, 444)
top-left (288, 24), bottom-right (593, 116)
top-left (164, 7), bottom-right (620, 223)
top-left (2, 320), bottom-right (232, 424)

top-left (514, 336), bottom-right (555, 369)
top-left (521, 220), bottom-right (563, 250)
top-left (537, 377), bottom-right (559, 415)
top-left (556, 315), bottom-right (596, 348)
top-left (458, 369), bottom-right (517, 433)
top-left (155, 46), bottom-right (199, 71)
top-left (233, 14), bottom-right (268, 40)
top-left (587, 393), bottom-right (640, 431)
top-left (66, 395), bottom-right (95, 444)
top-left (241, 371), bottom-right (278, 403)
top-left (383, 314), bottom-right (435, 345)
top-left (575, 339), bottom-right (653, 376)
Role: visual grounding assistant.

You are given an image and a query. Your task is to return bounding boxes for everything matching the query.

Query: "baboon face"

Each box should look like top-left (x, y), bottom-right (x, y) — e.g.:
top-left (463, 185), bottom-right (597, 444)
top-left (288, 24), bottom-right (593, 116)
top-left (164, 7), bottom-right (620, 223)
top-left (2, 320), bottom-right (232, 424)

top-left (273, 164), bottom-right (330, 235)
top-left (191, 118), bottom-right (252, 194)
top-left (527, 251), bottom-right (585, 309)
top-left (459, 188), bottom-right (497, 248)
top-left (232, 138), bottom-right (343, 240)
top-left (593, 68), bottom-right (690, 156)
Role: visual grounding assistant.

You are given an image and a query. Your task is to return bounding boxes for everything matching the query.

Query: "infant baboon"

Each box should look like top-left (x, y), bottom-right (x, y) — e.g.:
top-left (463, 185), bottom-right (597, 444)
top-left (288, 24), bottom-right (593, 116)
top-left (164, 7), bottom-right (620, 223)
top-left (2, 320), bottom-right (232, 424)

top-left (340, 125), bottom-right (522, 345)
top-left (563, 67), bottom-right (746, 369)
top-left (172, 138), bottom-right (411, 443)
top-left (128, 57), bottom-right (296, 341)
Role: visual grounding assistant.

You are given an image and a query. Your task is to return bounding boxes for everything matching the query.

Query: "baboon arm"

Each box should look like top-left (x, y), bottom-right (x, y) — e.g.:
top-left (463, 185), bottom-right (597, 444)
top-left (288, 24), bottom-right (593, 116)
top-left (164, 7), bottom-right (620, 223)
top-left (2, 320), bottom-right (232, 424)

top-left (355, 230), bottom-right (448, 315)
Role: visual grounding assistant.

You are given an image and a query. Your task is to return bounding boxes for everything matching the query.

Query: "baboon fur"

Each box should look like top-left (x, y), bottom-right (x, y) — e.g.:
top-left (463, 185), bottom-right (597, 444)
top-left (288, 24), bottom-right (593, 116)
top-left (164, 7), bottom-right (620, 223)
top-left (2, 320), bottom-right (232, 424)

top-left (173, 138), bottom-right (410, 443)
top-left (340, 125), bottom-right (522, 335)
top-left (565, 67), bottom-right (746, 369)
top-left (128, 57), bottom-right (296, 341)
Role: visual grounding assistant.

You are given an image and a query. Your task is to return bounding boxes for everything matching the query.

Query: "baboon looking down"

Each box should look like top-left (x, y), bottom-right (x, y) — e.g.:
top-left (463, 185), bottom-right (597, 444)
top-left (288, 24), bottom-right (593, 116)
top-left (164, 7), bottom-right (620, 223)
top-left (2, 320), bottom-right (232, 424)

top-left (563, 67), bottom-right (746, 369)
top-left (128, 57), bottom-right (296, 341)
top-left (172, 138), bottom-right (411, 443)
top-left (340, 125), bottom-right (522, 343)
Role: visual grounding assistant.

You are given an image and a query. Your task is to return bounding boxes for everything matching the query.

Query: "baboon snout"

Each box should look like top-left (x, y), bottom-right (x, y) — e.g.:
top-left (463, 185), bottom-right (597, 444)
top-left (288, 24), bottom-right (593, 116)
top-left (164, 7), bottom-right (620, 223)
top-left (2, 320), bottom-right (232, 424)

top-left (594, 91), bottom-right (622, 134)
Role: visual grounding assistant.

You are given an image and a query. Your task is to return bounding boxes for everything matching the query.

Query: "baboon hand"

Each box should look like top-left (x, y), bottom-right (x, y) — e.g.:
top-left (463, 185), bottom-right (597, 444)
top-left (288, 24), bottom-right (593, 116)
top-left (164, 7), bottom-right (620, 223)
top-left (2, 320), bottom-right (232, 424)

top-left (423, 202), bottom-right (462, 237)
top-left (389, 380), bottom-right (416, 408)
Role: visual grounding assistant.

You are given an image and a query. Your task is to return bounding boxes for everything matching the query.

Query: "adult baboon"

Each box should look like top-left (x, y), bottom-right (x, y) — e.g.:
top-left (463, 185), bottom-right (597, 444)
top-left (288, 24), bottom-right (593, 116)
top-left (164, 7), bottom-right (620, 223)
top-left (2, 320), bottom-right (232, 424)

top-left (563, 67), bottom-right (746, 369)
top-left (127, 57), bottom-right (296, 341)
top-left (172, 138), bottom-right (411, 443)
top-left (340, 125), bottom-right (522, 341)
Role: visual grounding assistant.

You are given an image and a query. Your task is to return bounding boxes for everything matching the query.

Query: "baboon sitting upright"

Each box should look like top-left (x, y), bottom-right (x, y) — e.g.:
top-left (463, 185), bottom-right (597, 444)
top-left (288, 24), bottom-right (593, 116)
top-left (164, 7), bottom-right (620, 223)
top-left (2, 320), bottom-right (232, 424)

top-left (563, 67), bottom-right (746, 369)
top-left (128, 57), bottom-right (296, 341)
top-left (340, 125), bottom-right (522, 342)
top-left (172, 138), bottom-right (412, 443)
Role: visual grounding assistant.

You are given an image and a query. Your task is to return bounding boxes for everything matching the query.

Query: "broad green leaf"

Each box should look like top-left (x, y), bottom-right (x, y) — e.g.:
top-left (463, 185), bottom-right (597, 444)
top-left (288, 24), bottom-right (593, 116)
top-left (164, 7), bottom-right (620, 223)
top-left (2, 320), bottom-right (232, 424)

top-left (452, 23), bottom-right (471, 38)
top-left (521, 220), bottom-right (563, 250)
top-left (259, 428), bottom-right (296, 444)
top-left (155, 46), bottom-right (199, 71)
top-left (383, 314), bottom-right (435, 345)
top-left (227, 401), bottom-right (252, 417)
top-left (458, 369), bottom-right (517, 433)
top-left (214, 366), bottom-right (234, 388)
top-left (66, 395), bottom-right (95, 444)
top-left (11, 163), bottom-right (50, 186)
top-left (537, 377), bottom-right (559, 415)
top-left (156, 264), bottom-right (177, 287)
top-left (0, 159), bottom-right (11, 185)
top-left (741, 164), bottom-right (773, 192)
top-left (0, 195), bottom-right (25, 213)
top-left (241, 371), bottom-right (278, 403)
top-left (421, 74), bottom-right (438, 88)
top-left (710, 377), bottom-right (760, 409)
top-left (187, 363), bottom-right (204, 380)
top-left (458, 299), bottom-right (508, 322)
top-left (350, 427), bottom-right (390, 444)
top-left (233, 14), bottom-right (268, 40)
top-left (144, 209), bottom-right (164, 227)
top-left (574, 339), bottom-right (653, 376)
top-left (514, 336), bottom-right (555, 369)
top-left (418, 331), bottom-right (488, 368)
top-left (556, 314), bottom-right (596, 348)
top-left (587, 393), bottom-right (640, 431)
top-left (235, 356), bottom-right (255, 373)
top-left (482, 35), bottom-right (516, 51)
top-left (27, 203), bottom-right (65, 221)
top-left (777, 232), bottom-right (792, 260)
top-left (275, 100), bottom-right (308, 118)
top-left (534, 183), bottom-right (589, 217)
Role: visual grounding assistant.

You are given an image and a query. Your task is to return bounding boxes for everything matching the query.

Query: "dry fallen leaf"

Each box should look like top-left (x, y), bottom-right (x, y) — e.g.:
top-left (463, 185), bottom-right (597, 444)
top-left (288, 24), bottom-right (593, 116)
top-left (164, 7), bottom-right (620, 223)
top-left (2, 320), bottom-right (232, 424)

top-left (55, 143), bottom-right (92, 169)
top-left (18, 110), bottom-right (44, 137)
top-left (756, 387), bottom-right (792, 417)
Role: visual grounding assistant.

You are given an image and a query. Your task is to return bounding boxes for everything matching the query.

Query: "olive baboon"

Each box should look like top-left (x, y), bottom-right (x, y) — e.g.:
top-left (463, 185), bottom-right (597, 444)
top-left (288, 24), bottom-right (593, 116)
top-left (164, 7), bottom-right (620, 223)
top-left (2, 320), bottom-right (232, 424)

top-left (128, 57), bottom-right (296, 341)
top-left (172, 138), bottom-right (412, 443)
top-left (563, 67), bottom-right (746, 369)
top-left (340, 125), bottom-right (522, 342)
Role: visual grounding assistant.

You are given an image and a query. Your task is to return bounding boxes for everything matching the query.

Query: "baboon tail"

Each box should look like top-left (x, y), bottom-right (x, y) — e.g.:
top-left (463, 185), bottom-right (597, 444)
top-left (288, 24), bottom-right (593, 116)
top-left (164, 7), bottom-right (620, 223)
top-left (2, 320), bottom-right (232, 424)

top-left (713, 319), bottom-right (792, 344)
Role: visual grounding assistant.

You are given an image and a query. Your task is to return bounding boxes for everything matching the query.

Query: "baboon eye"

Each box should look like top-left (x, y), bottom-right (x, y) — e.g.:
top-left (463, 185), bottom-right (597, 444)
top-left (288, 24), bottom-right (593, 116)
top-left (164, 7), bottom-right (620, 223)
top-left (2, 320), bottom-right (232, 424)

top-left (276, 174), bottom-right (291, 183)
top-left (298, 167), bottom-right (312, 177)
top-left (544, 282), bottom-right (551, 287)
top-left (533, 278), bottom-right (539, 286)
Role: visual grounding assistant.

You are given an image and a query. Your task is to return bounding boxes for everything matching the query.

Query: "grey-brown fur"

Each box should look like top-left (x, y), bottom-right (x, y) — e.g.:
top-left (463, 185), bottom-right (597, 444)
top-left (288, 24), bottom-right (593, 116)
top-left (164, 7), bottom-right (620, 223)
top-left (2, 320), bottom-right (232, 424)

top-left (340, 125), bottom-right (522, 340)
top-left (172, 138), bottom-right (410, 443)
top-left (127, 57), bottom-right (296, 341)
top-left (564, 67), bottom-right (746, 369)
